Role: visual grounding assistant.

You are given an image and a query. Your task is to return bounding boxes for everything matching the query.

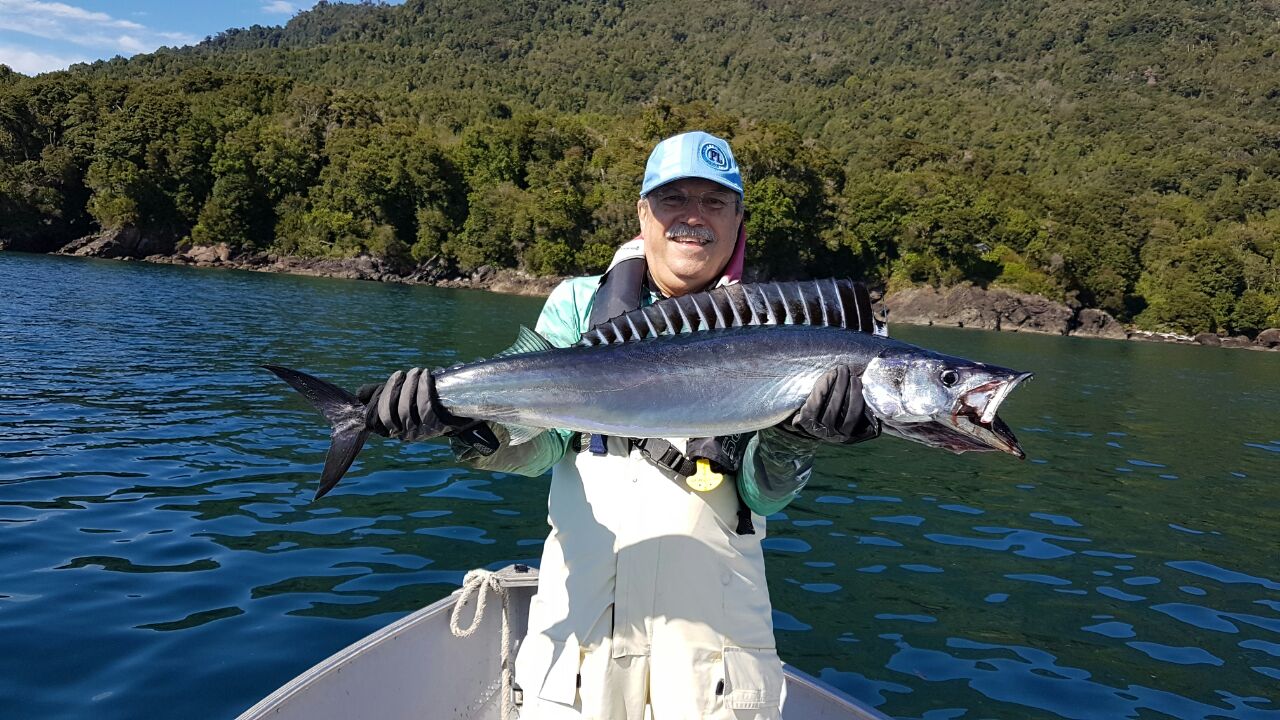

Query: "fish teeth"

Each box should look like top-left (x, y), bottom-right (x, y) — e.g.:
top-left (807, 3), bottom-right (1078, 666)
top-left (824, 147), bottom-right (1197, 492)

top-left (980, 378), bottom-right (1021, 424)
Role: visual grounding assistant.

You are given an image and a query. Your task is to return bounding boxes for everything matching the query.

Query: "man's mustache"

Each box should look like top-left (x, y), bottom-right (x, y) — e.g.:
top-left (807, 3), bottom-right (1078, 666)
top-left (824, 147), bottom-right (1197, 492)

top-left (665, 224), bottom-right (716, 243)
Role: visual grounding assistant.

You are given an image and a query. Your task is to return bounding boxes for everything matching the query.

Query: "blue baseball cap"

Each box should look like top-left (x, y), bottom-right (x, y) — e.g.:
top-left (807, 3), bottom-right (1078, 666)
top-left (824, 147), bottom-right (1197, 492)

top-left (641, 131), bottom-right (743, 198)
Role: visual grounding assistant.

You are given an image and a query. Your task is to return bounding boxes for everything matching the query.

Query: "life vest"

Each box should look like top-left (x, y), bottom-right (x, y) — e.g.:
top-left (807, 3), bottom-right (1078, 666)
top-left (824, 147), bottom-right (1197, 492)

top-left (583, 233), bottom-right (757, 534)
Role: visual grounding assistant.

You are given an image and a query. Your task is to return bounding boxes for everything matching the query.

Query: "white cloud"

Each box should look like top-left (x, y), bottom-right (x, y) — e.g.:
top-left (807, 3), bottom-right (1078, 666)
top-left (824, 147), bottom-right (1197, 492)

top-left (262, 1), bottom-right (295, 14)
top-left (0, 42), bottom-right (86, 74)
top-left (0, 0), bottom-right (197, 56)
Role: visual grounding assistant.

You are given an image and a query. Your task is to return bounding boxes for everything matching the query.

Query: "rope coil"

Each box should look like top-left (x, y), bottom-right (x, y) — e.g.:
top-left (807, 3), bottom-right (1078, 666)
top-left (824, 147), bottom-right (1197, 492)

top-left (450, 568), bottom-right (515, 720)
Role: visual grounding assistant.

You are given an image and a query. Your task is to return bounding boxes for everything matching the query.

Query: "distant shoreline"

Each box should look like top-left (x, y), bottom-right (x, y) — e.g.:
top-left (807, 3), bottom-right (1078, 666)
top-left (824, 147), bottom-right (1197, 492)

top-left (10, 243), bottom-right (1278, 352)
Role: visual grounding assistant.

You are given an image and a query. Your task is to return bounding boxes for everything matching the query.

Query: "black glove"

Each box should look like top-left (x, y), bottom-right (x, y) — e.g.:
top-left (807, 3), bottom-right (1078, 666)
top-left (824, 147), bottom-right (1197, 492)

top-left (358, 367), bottom-right (467, 441)
top-left (783, 365), bottom-right (880, 444)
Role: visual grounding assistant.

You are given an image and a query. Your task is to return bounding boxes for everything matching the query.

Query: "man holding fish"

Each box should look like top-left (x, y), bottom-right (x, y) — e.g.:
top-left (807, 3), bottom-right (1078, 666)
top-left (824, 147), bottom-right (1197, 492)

top-left (366, 132), bottom-right (876, 719)
top-left (271, 131), bottom-right (1030, 718)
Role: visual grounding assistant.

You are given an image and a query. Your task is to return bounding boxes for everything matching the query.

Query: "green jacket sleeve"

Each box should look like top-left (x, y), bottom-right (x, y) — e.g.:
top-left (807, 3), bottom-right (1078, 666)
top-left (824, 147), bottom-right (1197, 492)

top-left (736, 426), bottom-right (820, 516)
top-left (449, 277), bottom-right (597, 477)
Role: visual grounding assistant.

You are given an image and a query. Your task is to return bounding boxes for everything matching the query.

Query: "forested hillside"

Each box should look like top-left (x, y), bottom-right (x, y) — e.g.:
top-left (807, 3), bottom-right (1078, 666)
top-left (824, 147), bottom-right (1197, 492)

top-left (2, 0), bottom-right (1278, 335)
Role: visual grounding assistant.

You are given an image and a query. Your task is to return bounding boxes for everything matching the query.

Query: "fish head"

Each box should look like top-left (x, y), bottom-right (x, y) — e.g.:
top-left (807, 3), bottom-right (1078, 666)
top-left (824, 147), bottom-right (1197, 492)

top-left (861, 348), bottom-right (1032, 457)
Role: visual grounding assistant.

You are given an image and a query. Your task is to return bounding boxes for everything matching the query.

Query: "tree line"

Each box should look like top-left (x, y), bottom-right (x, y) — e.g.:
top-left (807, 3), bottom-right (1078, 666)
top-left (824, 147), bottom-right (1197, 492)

top-left (1, 0), bottom-right (1278, 336)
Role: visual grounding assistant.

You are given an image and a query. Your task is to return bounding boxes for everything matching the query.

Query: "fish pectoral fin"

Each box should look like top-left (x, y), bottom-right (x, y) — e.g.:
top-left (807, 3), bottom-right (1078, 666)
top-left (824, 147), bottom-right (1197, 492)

top-left (493, 326), bottom-right (555, 358)
top-left (500, 422), bottom-right (545, 446)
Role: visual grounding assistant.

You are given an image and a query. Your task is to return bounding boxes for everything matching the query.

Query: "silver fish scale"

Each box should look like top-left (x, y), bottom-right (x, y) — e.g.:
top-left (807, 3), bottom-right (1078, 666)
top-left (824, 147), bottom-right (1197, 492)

top-left (576, 279), bottom-right (874, 346)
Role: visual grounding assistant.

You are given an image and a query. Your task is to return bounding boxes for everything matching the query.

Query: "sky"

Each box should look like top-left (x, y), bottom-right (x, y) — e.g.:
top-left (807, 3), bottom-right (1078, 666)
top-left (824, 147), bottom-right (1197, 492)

top-left (0, 0), bottom-right (375, 75)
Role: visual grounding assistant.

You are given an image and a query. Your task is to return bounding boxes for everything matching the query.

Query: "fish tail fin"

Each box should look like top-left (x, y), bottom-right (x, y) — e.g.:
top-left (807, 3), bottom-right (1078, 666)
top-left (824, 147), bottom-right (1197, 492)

top-left (262, 364), bottom-right (369, 499)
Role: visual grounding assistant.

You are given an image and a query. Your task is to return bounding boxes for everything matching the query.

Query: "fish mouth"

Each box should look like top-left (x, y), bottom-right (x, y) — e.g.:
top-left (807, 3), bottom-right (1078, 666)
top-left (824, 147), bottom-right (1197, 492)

top-left (951, 371), bottom-right (1033, 457)
top-left (884, 371), bottom-right (1032, 457)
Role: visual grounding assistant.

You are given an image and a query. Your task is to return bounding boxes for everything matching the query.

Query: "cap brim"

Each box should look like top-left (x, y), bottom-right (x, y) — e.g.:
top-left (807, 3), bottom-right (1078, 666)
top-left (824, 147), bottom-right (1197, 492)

top-left (643, 173), bottom-right (743, 196)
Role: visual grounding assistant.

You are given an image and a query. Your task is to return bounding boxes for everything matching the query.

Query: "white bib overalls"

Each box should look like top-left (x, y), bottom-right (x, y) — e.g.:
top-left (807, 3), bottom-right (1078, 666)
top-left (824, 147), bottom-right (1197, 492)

top-left (513, 435), bottom-right (784, 720)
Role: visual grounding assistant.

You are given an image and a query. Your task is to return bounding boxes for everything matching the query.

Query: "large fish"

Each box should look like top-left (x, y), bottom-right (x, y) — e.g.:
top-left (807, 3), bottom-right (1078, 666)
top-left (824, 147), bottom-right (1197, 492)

top-left (266, 279), bottom-right (1032, 498)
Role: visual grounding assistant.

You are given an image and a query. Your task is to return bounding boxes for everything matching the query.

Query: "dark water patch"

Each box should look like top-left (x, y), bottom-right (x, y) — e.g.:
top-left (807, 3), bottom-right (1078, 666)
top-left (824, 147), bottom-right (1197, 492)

top-left (816, 668), bottom-right (911, 708)
top-left (773, 609), bottom-right (812, 632)
top-left (762, 537), bottom-right (812, 553)
top-left (413, 525), bottom-right (498, 544)
top-left (873, 514), bottom-right (924, 526)
top-left (137, 606), bottom-right (245, 631)
top-left (1082, 621), bottom-right (1136, 638)
top-left (801, 583), bottom-right (842, 594)
top-left (1127, 641), bottom-right (1224, 666)
top-left (56, 556), bottom-right (220, 573)
top-left (1124, 576), bottom-right (1161, 586)
top-left (900, 564), bottom-right (944, 574)
top-left (1006, 573), bottom-right (1073, 587)
top-left (938, 503), bottom-right (983, 515)
top-left (926, 527), bottom-right (1087, 559)
top-left (1095, 586), bottom-right (1145, 602)
top-left (1029, 511), bottom-right (1082, 527)
top-left (1168, 561), bottom-right (1280, 591)
top-left (857, 536), bottom-right (903, 548)
top-left (814, 494), bottom-right (854, 504)
top-left (876, 613), bottom-right (937, 624)
top-left (1128, 458), bottom-right (1167, 468)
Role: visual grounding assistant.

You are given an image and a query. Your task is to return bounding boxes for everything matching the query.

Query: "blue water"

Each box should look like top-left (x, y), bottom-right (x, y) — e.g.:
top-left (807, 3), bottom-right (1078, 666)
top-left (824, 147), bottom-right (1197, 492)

top-left (2, 252), bottom-right (1277, 719)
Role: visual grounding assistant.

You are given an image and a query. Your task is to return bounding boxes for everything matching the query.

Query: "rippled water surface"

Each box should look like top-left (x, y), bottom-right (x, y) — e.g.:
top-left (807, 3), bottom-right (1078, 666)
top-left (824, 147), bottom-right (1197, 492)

top-left (2, 252), bottom-right (1278, 720)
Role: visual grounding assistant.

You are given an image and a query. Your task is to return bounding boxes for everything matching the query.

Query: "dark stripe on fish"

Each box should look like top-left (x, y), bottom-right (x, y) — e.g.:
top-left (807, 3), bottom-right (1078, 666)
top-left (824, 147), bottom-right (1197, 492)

top-left (577, 279), bottom-right (875, 347)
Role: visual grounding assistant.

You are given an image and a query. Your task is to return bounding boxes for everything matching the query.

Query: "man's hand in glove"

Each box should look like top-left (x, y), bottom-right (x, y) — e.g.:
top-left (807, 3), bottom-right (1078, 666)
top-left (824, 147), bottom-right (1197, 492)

top-left (358, 367), bottom-right (465, 441)
top-left (783, 365), bottom-right (880, 444)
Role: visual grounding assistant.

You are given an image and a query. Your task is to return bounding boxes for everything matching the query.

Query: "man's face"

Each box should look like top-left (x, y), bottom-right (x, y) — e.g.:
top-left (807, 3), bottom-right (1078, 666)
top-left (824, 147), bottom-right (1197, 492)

top-left (637, 178), bottom-right (743, 298)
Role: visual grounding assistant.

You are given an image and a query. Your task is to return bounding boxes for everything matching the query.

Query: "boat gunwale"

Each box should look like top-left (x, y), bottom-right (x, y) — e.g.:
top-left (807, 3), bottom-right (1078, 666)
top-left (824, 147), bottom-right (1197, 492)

top-left (236, 569), bottom-right (891, 720)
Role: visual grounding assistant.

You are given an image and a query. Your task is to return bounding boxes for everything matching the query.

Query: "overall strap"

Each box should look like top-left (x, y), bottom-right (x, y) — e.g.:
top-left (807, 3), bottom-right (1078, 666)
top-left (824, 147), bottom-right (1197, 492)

top-left (585, 242), bottom-right (648, 456)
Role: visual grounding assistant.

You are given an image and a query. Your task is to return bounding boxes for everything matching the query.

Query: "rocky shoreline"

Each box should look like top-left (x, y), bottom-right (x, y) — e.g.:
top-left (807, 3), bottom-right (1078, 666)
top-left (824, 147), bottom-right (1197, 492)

top-left (48, 231), bottom-right (565, 298)
top-left (882, 285), bottom-right (1280, 350)
top-left (23, 230), bottom-right (1280, 351)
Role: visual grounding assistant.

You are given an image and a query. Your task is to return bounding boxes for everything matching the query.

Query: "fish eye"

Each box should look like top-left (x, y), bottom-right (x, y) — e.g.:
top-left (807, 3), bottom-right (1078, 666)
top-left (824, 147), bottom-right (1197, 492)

top-left (940, 369), bottom-right (959, 387)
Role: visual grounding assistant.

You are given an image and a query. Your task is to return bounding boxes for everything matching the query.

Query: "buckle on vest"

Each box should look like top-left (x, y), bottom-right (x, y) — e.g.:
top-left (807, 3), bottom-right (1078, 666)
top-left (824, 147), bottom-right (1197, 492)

top-left (633, 438), bottom-right (696, 477)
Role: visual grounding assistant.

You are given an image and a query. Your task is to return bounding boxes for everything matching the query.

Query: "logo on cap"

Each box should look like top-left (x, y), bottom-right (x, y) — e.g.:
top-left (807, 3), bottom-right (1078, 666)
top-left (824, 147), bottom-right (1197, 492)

top-left (700, 142), bottom-right (730, 171)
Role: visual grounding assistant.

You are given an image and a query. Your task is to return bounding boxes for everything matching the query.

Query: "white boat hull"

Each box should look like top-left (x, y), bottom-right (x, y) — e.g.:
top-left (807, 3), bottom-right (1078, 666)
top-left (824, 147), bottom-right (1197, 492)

top-left (237, 566), bottom-right (890, 720)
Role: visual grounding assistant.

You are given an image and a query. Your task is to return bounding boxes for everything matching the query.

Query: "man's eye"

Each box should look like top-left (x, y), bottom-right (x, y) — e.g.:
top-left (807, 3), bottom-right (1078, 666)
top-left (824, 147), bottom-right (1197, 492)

top-left (703, 197), bottom-right (727, 211)
top-left (659, 195), bottom-right (687, 208)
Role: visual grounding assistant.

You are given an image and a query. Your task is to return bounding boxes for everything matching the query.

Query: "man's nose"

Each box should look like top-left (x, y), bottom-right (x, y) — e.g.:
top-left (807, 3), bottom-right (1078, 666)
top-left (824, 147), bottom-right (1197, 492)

top-left (681, 205), bottom-right (707, 224)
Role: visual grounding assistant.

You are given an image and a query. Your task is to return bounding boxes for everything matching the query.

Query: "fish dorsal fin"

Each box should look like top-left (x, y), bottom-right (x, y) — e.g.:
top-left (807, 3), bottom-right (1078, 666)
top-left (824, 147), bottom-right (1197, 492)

top-left (493, 326), bottom-right (554, 358)
top-left (576, 279), bottom-right (876, 347)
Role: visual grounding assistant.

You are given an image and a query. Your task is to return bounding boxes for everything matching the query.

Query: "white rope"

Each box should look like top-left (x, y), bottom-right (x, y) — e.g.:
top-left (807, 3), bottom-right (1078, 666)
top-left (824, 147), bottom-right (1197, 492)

top-left (450, 568), bottom-right (515, 720)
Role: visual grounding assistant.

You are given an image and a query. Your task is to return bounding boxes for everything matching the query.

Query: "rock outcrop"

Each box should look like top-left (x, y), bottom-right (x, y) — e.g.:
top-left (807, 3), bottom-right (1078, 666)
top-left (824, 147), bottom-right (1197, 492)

top-left (1071, 308), bottom-right (1128, 339)
top-left (57, 227), bottom-right (176, 259)
top-left (181, 242), bottom-right (232, 264)
top-left (1256, 328), bottom-right (1280, 349)
top-left (883, 285), bottom-right (1074, 335)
